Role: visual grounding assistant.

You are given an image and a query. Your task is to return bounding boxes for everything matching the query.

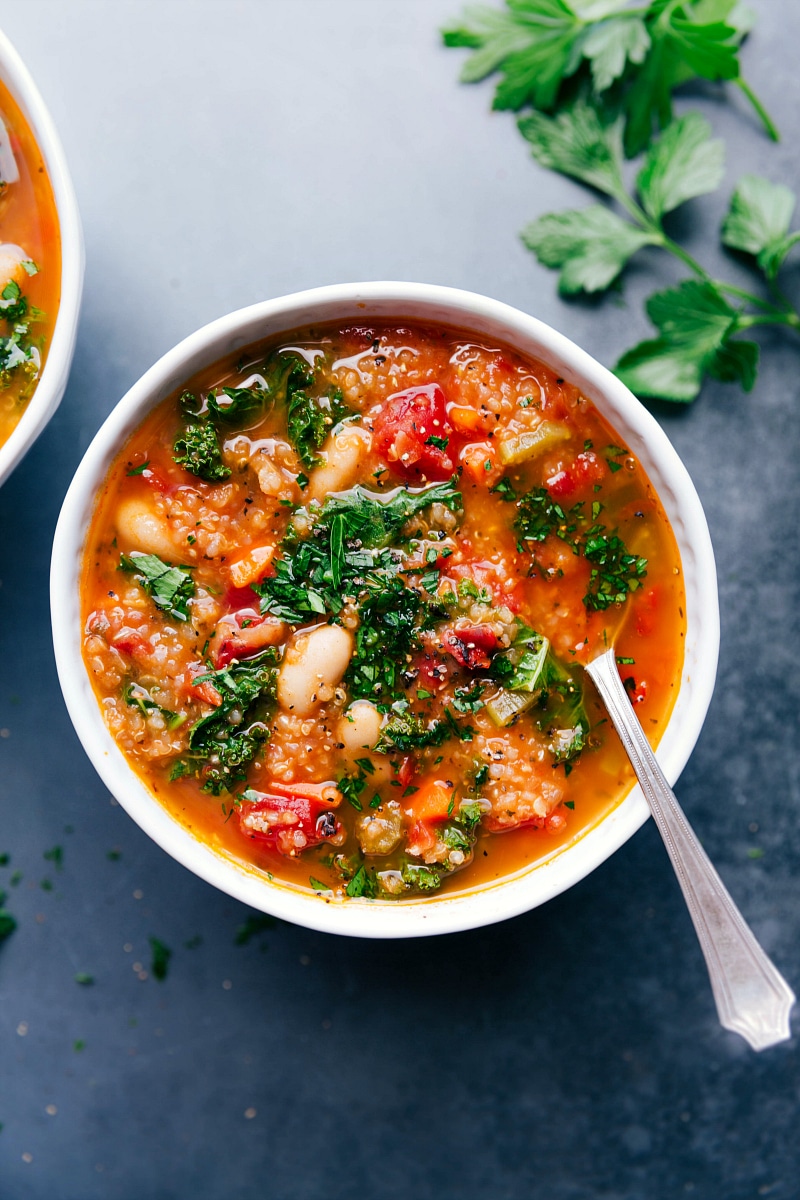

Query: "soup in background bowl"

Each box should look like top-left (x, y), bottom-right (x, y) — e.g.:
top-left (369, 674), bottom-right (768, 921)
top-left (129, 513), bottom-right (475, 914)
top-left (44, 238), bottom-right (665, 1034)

top-left (0, 30), bottom-right (83, 486)
top-left (51, 283), bottom-right (719, 938)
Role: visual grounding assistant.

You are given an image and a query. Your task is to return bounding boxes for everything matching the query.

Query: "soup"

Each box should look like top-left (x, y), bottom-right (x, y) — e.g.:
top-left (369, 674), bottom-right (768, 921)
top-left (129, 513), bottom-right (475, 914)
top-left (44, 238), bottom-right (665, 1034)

top-left (0, 76), bottom-right (60, 448)
top-left (80, 322), bottom-right (685, 901)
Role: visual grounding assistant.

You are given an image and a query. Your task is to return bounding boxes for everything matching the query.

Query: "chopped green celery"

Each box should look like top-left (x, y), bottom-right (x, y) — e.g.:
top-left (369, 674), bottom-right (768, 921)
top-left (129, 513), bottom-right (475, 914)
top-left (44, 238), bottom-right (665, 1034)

top-left (485, 688), bottom-right (537, 727)
top-left (497, 420), bottom-right (571, 465)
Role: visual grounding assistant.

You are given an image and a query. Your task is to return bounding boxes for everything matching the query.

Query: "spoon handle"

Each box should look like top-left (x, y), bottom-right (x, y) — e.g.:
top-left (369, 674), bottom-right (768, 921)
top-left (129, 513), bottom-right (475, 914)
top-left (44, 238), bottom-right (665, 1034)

top-left (586, 648), bottom-right (794, 1051)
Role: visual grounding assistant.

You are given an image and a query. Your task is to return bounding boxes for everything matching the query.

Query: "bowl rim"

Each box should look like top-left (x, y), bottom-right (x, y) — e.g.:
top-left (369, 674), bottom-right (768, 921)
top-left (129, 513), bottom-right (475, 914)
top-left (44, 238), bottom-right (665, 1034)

top-left (0, 28), bottom-right (85, 487)
top-left (51, 281), bottom-right (719, 938)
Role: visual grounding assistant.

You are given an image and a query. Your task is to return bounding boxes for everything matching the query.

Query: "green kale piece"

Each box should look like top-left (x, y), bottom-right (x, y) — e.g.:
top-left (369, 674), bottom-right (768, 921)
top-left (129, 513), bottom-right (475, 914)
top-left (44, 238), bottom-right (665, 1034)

top-left (173, 422), bottom-right (231, 482)
top-left (401, 863), bottom-right (443, 892)
top-left (346, 581), bottom-right (422, 703)
top-left (375, 711), bottom-right (450, 754)
top-left (288, 385), bottom-right (356, 470)
top-left (171, 648), bottom-right (279, 795)
top-left (180, 350), bottom-right (313, 431)
top-left (118, 552), bottom-right (195, 621)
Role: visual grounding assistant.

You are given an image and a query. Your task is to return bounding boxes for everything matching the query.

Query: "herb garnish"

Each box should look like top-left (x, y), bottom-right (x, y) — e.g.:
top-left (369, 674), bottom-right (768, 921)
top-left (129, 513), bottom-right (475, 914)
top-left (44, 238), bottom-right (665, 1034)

top-left (119, 552), bottom-right (195, 622)
top-left (442, 0), bottom-right (775, 156)
top-left (256, 479), bottom-right (462, 625)
top-left (173, 422), bottom-right (231, 482)
top-left (170, 648), bottom-right (279, 794)
top-left (443, 4), bottom-right (800, 403)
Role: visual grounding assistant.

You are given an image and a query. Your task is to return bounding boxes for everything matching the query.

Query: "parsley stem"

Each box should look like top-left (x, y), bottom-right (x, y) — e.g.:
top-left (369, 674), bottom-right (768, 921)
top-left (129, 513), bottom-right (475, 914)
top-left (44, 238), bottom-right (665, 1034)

top-left (735, 79), bottom-right (780, 144)
top-left (657, 233), bottom-right (710, 281)
top-left (738, 311), bottom-right (800, 331)
top-left (715, 282), bottom-right (791, 317)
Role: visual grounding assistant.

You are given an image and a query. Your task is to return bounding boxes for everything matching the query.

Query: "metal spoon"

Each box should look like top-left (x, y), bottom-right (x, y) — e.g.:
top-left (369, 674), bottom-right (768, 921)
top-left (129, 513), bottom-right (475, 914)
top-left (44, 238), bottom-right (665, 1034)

top-left (585, 647), bottom-right (795, 1051)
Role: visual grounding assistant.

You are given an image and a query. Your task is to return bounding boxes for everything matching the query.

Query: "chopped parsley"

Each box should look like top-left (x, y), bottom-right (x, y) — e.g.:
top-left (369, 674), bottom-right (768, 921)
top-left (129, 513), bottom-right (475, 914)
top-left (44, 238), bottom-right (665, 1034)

top-left (119, 552), bottom-right (195, 622)
top-left (148, 936), bottom-right (172, 981)
top-left (256, 479), bottom-right (462, 625)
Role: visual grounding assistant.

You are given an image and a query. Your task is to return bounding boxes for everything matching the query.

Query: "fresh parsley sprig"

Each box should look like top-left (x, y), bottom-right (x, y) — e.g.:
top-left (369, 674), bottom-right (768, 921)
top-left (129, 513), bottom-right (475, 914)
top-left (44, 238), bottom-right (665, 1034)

top-left (442, 0), bottom-right (777, 156)
top-left (518, 106), bottom-right (800, 402)
top-left (443, 2), bottom-right (798, 404)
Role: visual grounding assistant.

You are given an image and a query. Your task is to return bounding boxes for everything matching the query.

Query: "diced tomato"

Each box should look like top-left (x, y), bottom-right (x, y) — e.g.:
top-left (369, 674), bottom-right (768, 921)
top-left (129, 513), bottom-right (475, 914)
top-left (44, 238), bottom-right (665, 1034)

top-left (141, 464), bottom-right (174, 494)
top-left (239, 781), bottom-right (342, 856)
top-left (545, 450), bottom-right (607, 499)
top-left (414, 651), bottom-right (451, 692)
top-left (110, 631), bottom-right (153, 659)
top-left (405, 819), bottom-right (440, 860)
top-left (223, 584), bottom-right (262, 611)
top-left (181, 662), bottom-right (223, 707)
top-left (372, 384), bottom-right (454, 480)
top-left (442, 623), bottom-right (499, 670)
top-left (214, 610), bottom-right (287, 668)
top-left (397, 756), bottom-right (416, 789)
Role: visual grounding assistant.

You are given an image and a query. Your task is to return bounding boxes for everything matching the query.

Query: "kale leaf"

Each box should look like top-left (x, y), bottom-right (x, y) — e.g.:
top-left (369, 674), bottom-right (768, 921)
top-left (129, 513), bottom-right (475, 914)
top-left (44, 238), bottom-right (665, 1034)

top-left (288, 385), bottom-right (356, 470)
top-left (171, 648), bottom-right (279, 794)
top-left (173, 422), bottom-right (231, 482)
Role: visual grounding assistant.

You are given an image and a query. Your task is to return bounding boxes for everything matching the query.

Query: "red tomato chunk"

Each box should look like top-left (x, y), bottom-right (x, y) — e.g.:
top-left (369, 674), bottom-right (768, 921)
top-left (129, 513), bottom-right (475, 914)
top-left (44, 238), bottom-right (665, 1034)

top-left (372, 384), bottom-right (454, 480)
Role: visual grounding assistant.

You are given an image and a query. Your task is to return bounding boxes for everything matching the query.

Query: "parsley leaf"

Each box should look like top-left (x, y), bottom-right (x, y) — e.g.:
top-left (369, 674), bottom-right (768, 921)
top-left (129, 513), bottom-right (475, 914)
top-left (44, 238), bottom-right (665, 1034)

top-left (636, 113), bottom-right (725, 223)
top-left (444, 0), bottom-right (775, 153)
top-left (721, 174), bottom-right (800, 280)
top-left (443, 0), bottom-right (584, 111)
top-left (522, 205), bottom-right (658, 294)
top-left (583, 531), bottom-right (647, 609)
top-left (581, 10), bottom-right (650, 92)
top-left (345, 864), bottom-right (379, 899)
top-left (148, 936), bottom-right (172, 981)
top-left (518, 103), bottom-right (626, 199)
top-left (119, 552), bottom-right (195, 621)
top-left (257, 480), bottom-right (462, 624)
top-left (614, 279), bottom-right (759, 402)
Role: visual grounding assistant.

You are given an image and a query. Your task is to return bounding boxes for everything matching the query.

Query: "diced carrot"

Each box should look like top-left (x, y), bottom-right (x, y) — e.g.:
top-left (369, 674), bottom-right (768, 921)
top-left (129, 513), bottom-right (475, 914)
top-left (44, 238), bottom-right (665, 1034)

top-left (449, 404), bottom-right (485, 433)
top-left (459, 441), bottom-right (503, 486)
top-left (225, 544), bottom-right (276, 589)
top-left (407, 777), bottom-right (453, 823)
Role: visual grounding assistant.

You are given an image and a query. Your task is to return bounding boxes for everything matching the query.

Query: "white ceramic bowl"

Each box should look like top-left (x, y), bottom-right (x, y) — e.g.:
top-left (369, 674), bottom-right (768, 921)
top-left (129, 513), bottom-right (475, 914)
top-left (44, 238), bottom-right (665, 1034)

top-left (51, 283), bottom-right (719, 938)
top-left (0, 30), bottom-right (84, 487)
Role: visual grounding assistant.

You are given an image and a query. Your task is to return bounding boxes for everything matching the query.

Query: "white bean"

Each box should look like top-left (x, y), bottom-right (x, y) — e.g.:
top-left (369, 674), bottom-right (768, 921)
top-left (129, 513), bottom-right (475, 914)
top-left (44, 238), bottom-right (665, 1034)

top-left (277, 624), bottom-right (353, 717)
top-left (0, 243), bottom-right (27, 292)
top-left (115, 496), bottom-right (179, 561)
top-left (307, 426), bottom-right (371, 502)
top-left (337, 701), bottom-right (383, 754)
